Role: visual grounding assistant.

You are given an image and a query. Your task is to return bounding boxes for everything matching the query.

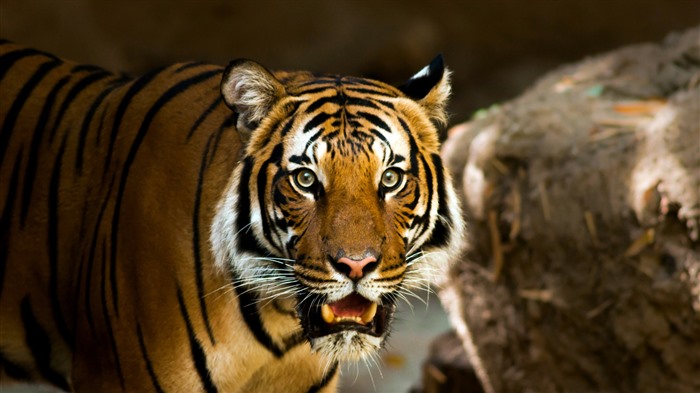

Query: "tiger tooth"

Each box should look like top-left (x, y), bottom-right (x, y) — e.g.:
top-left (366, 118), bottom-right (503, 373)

top-left (321, 304), bottom-right (335, 324)
top-left (361, 302), bottom-right (378, 324)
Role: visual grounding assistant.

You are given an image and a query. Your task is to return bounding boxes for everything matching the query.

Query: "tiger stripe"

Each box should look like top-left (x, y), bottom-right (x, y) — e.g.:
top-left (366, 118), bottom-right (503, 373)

top-left (48, 134), bottom-right (71, 347)
top-left (176, 287), bottom-right (218, 393)
top-left (20, 296), bottom-right (71, 391)
top-left (1, 59), bottom-right (62, 167)
top-left (136, 322), bottom-right (166, 393)
top-left (20, 74), bottom-right (70, 227)
top-left (0, 149), bottom-right (23, 296)
top-left (193, 131), bottom-right (219, 346)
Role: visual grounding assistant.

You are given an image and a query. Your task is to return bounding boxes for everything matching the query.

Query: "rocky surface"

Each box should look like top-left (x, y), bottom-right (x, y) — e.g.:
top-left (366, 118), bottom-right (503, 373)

top-left (440, 27), bottom-right (700, 393)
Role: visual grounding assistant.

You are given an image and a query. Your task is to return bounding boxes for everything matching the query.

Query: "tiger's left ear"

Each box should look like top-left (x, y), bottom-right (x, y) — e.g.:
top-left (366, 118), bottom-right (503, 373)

top-left (398, 55), bottom-right (451, 126)
top-left (221, 59), bottom-right (287, 133)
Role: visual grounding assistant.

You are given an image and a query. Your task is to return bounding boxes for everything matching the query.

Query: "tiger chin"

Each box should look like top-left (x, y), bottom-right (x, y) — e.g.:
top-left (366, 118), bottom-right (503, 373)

top-left (210, 55), bottom-right (466, 365)
top-left (0, 40), bottom-right (464, 392)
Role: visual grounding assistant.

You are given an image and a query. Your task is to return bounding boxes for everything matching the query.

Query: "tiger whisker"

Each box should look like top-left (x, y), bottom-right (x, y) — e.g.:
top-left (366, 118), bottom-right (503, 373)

top-left (363, 353), bottom-right (378, 392)
top-left (232, 221), bottom-right (255, 239)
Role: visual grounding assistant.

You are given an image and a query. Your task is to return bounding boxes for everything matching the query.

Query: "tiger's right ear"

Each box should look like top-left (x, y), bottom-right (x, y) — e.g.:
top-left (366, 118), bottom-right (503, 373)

top-left (221, 59), bottom-right (286, 132)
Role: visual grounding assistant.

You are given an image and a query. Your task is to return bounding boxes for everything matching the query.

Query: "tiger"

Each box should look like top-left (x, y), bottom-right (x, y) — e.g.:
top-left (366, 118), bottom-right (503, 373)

top-left (0, 40), bottom-right (465, 392)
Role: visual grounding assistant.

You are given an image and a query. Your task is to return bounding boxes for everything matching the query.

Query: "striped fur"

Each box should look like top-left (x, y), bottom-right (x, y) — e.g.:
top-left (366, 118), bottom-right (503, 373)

top-left (0, 41), bottom-right (464, 392)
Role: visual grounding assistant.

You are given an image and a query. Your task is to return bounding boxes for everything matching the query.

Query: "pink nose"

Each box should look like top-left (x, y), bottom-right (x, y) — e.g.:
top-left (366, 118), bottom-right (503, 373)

top-left (337, 256), bottom-right (377, 279)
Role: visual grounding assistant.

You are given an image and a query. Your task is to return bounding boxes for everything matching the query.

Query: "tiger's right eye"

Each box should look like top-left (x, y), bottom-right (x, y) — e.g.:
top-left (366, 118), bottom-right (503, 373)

top-left (294, 169), bottom-right (317, 191)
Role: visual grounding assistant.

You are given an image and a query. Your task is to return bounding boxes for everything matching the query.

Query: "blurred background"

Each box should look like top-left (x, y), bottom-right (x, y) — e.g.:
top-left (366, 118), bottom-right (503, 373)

top-left (1, 1), bottom-right (697, 392)
top-left (2, 0), bottom-right (698, 125)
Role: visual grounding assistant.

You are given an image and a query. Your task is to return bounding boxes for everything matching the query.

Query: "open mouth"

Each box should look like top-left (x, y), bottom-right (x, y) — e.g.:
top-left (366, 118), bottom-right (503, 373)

top-left (298, 292), bottom-right (393, 338)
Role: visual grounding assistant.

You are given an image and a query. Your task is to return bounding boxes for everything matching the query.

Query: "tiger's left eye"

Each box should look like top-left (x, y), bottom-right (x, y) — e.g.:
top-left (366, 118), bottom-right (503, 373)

top-left (381, 168), bottom-right (402, 191)
top-left (294, 169), bottom-right (317, 191)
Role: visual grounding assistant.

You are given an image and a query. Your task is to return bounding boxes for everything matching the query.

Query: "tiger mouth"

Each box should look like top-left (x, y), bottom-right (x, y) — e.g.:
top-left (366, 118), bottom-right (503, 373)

top-left (298, 293), bottom-right (392, 338)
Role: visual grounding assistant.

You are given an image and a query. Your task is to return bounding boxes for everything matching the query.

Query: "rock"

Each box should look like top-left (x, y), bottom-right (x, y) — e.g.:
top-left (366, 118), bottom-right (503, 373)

top-left (440, 27), bottom-right (700, 393)
top-left (412, 331), bottom-right (484, 393)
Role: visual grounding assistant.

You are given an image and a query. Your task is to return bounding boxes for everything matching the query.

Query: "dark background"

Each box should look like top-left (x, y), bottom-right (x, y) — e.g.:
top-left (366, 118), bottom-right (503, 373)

top-left (2, 0), bottom-right (698, 125)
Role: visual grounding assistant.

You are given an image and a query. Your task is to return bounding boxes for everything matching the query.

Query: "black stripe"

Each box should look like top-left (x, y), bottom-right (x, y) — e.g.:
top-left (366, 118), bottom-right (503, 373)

top-left (350, 96), bottom-right (395, 111)
top-left (234, 158), bottom-right (270, 256)
top-left (296, 273), bottom-right (338, 284)
top-left (71, 64), bottom-right (105, 73)
top-left (281, 331), bottom-right (307, 352)
top-left (193, 134), bottom-right (217, 345)
top-left (302, 111), bottom-right (335, 133)
top-left (104, 66), bottom-right (166, 175)
top-left (177, 287), bottom-right (218, 393)
top-left (307, 362), bottom-right (338, 393)
top-left (278, 103), bottom-right (301, 137)
top-left (289, 154), bottom-right (312, 165)
top-left (137, 323), bottom-right (166, 393)
top-left (305, 128), bottom-right (326, 149)
top-left (369, 129), bottom-right (390, 147)
top-left (0, 59), bottom-right (62, 168)
top-left (305, 94), bottom-right (342, 113)
top-left (356, 111), bottom-right (391, 133)
top-left (396, 117), bottom-right (435, 242)
top-left (401, 182), bottom-right (420, 211)
top-left (422, 154), bottom-right (451, 249)
top-left (346, 96), bottom-right (383, 110)
top-left (206, 115), bottom-right (233, 168)
top-left (174, 61), bottom-right (208, 74)
top-left (187, 96), bottom-right (223, 140)
top-left (75, 81), bottom-right (124, 173)
top-left (94, 97), bottom-right (112, 146)
top-left (257, 144), bottom-right (285, 254)
top-left (412, 152), bottom-right (435, 242)
top-left (296, 85), bottom-right (336, 95)
top-left (70, 251), bottom-right (86, 350)
top-left (48, 134), bottom-right (73, 347)
top-left (47, 70), bottom-right (113, 144)
top-left (108, 69), bottom-right (221, 316)
top-left (344, 76), bottom-right (395, 91)
top-left (0, 48), bottom-right (56, 81)
top-left (296, 79), bottom-right (336, 89)
top-left (20, 75), bottom-right (71, 228)
top-left (345, 87), bottom-right (396, 97)
top-left (374, 273), bottom-right (404, 282)
top-left (20, 296), bottom-right (71, 391)
top-left (84, 174), bottom-right (116, 336)
top-left (0, 351), bottom-right (31, 381)
top-left (99, 240), bottom-right (125, 389)
top-left (397, 117), bottom-right (418, 165)
top-left (233, 280), bottom-right (284, 357)
top-left (0, 149), bottom-right (23, 297)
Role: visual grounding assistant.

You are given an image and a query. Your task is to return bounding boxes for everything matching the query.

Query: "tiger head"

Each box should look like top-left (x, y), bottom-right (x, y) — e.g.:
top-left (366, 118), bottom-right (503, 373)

top-left (211, 56), bottom-right (465, 362)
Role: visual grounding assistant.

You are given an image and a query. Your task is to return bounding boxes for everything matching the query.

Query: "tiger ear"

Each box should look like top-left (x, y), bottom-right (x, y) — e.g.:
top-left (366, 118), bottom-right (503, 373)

top-left (398, 55), bottom-right (451, 126)
top-left (221, 59), bottom-right (286, 132)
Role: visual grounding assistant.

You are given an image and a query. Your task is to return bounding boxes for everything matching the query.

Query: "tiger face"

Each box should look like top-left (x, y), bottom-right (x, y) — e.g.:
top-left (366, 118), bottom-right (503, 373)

top-left (211, 56), bottom-right (464, 362)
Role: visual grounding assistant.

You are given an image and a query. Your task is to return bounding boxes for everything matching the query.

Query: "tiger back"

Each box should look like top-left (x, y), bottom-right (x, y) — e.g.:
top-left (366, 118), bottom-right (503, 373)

top-left (0, 41), bottom-right (465, 392)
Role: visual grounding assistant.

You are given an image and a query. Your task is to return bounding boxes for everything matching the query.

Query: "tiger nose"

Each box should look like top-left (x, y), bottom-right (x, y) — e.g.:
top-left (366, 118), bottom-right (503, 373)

top-left (335, 256), bottom-right (378, 280)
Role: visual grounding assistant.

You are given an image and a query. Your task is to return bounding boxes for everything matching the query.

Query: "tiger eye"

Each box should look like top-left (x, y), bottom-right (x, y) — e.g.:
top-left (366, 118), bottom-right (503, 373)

top-left (295, 169), bottom-right (317, 190)
top-left (381, 168), bottom-right (402, 190)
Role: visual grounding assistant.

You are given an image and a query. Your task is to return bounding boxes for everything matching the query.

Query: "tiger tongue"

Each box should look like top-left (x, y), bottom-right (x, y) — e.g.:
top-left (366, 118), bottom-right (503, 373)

top-left (329, 293), bottom-right (372, 317)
